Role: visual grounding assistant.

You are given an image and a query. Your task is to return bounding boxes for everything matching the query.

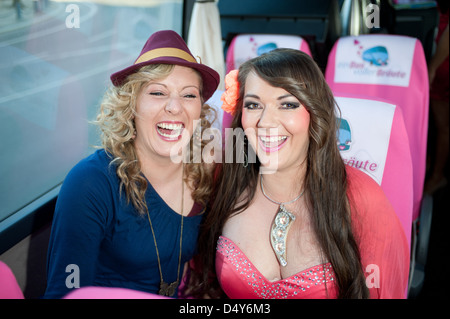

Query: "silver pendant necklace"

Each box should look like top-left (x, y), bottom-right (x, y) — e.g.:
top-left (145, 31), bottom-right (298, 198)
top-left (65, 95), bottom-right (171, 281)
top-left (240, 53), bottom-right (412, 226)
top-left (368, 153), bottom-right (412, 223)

top-left (260, 174), bottom-right (304, 267)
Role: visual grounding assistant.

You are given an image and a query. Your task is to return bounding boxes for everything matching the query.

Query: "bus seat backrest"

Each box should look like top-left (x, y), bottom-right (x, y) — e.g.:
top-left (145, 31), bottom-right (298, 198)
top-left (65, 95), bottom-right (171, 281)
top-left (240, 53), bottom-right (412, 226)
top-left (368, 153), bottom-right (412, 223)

top-left (0, 261), bottom-right (24, 299)
top-left (64, 286), bottom-right (168, 299)
top-left (335, 95), bottom-right (413, 247)
top-left (226, 34), bottom-right (312, 73)
top-left (325, 35), bottom-right (428, 221)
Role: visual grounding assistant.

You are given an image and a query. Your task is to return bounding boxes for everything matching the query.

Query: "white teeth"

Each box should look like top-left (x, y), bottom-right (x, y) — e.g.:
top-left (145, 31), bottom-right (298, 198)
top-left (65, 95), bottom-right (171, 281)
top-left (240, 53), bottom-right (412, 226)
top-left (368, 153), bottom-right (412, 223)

top-left (159, 131), bottom-right (179, 138)
top-left (260, 136), bottom-right (287, 143)
top-left (156, 122), bottom-right (184, 138)
top-left (158, 129), bottom-right (182, 138)
top-left (157, 123), bottom-right (183, 130)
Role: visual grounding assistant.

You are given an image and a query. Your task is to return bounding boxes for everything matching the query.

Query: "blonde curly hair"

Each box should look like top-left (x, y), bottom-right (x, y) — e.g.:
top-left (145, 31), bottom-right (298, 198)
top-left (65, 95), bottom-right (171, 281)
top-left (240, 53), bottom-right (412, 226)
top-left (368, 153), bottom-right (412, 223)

top-left (95, 64), bottom-right (217, 214)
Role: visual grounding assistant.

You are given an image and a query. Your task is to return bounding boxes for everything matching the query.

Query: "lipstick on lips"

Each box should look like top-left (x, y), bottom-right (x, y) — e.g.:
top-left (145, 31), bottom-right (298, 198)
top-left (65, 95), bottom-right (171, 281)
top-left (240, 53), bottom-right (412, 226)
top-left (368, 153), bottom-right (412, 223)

top-left (259, 135), bottom-right (287, 153)
top-left (156, 121), bottom-right (185, 141)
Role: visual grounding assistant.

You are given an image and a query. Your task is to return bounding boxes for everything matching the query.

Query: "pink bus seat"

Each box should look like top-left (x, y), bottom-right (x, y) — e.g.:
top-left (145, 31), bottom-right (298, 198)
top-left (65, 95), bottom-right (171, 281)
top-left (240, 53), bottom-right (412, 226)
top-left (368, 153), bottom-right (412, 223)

top-left (334, 94), bottom-right (413, 248)
top-left (325, 34), bottom-right (429, 222)
top-left (63, 286), bottom-right (169, 299)
top-left (226, 33), bottom-right (312, 73)
top-left (0, 261), bottom-right (24, 299)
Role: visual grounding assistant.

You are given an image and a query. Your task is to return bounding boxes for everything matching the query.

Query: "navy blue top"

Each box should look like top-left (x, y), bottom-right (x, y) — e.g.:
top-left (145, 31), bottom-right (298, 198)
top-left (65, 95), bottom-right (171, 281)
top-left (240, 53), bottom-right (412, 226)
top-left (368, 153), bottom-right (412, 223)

top-left (44, 149), bottom-right (203, 299)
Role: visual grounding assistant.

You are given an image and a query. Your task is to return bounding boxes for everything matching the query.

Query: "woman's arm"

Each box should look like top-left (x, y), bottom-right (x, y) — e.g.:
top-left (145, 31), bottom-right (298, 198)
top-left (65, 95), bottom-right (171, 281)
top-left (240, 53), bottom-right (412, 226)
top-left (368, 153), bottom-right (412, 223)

top-left (44, 161), bottom-right (113, 298)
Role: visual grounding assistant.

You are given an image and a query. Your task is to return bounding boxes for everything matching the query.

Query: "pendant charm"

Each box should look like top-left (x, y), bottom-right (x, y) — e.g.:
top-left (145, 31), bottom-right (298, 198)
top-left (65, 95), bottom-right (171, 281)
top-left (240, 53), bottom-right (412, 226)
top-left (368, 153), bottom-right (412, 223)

top-left (159, 280), bottom-right (179, 297)
top-left (270, 205), bottom-right (296, 267)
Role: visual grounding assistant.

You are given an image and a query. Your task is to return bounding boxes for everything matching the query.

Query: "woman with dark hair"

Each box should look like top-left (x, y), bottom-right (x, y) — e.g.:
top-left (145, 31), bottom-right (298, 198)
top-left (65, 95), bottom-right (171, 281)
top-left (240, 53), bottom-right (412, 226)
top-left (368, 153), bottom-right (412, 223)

top-left (189, 48), bottom-right (409, 299)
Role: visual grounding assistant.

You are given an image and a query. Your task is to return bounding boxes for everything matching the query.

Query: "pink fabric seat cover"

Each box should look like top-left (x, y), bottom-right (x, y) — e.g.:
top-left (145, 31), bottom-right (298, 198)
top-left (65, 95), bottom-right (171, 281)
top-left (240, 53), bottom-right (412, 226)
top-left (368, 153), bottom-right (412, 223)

top-left (334, 94), bottom-right (413, 247)
top-left (325, 35), bottom-right (429, 221)
top-left (0, 261), bottom-right (24, 299)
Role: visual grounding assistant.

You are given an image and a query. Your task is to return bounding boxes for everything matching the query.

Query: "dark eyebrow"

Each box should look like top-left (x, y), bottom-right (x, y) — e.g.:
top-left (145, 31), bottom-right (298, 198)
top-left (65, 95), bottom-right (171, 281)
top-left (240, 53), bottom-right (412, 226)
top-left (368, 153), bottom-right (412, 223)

top-left (244, 94), bottom-right (260, 100)
top-left (277, 94), bottom-right (295, 100)
top-left (244, 93), bottom-right (295, 99)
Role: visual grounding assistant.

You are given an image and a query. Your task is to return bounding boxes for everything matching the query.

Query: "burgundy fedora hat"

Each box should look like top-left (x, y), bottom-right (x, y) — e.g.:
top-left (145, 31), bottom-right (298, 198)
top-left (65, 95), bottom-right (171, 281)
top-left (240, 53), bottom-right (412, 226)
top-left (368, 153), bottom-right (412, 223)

top-left (110, 30), bottom-right (220, 101)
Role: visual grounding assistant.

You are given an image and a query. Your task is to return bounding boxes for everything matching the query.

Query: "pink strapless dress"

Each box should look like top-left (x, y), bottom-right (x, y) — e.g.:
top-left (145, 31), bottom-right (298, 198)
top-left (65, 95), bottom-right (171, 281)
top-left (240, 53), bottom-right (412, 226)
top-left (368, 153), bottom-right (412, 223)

top-left (215, 167), bottom-right (411, 299)
top-left (216, 236), bottom-right (338, 299)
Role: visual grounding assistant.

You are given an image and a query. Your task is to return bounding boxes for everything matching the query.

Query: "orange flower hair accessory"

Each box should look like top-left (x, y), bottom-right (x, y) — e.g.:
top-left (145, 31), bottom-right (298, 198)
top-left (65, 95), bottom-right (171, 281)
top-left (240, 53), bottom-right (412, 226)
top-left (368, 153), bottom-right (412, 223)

top-left (221, 70), bottom-right (239, 116)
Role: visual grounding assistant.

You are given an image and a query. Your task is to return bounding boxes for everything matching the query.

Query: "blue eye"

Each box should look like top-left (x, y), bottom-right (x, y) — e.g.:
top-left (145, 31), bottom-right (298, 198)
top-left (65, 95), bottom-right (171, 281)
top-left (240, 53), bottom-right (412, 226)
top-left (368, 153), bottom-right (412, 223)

top-left (149, 91), bottom-right (164, 96)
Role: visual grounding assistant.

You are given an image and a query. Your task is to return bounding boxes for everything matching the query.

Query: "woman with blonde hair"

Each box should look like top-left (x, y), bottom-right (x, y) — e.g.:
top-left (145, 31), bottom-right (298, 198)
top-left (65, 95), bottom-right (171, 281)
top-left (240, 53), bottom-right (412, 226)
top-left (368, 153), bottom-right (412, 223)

top-left (44, 30), bottom-right (219, 298)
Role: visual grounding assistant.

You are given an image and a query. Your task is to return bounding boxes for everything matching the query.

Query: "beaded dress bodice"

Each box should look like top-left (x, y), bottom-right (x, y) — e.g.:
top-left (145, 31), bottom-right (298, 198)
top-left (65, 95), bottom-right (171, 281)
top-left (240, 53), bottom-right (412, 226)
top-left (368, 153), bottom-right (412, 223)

top-left (216, 236), bottom-right (337, 299)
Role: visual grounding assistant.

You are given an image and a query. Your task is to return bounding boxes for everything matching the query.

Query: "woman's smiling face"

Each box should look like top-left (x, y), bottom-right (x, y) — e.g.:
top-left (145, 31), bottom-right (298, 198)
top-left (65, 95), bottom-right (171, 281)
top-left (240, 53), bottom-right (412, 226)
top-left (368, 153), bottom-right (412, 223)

top-left (134, 65), bottom-right (202, 161)
top-left (241, 71), bottom-right (310, 173)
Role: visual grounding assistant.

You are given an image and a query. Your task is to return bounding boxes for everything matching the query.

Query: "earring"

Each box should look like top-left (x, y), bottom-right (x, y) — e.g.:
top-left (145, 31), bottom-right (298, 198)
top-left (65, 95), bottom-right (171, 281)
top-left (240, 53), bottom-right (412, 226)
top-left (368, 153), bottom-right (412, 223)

top-left (193, 127), bottom-right (201, 143)
top-left (243, 151), bottom-right (248, 168)
top-left (243, 135), bottom-right (248, 168)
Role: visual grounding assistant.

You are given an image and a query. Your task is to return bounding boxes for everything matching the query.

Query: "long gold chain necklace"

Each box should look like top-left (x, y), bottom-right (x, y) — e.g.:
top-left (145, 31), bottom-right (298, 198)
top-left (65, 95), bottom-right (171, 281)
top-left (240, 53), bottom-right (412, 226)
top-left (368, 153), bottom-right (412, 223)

top-left (146, 165), bottom-right (184, 297)
top-left (260, 174), bottom-right (304, 267)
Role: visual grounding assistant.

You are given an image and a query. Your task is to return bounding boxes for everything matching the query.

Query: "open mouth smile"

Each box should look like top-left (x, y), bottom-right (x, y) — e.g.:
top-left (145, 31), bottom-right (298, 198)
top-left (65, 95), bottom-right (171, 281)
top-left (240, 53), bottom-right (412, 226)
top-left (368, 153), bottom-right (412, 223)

top-left (259, 135), bottom-right (288, 152)
top-left (156, 121), bottom-right (185, 141)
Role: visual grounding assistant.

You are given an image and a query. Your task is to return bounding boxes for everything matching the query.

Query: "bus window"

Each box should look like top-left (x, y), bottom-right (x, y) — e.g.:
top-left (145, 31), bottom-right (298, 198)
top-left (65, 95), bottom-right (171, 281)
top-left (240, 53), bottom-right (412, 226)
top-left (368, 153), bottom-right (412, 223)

top-left (0, 0), bottom-right (183, 249)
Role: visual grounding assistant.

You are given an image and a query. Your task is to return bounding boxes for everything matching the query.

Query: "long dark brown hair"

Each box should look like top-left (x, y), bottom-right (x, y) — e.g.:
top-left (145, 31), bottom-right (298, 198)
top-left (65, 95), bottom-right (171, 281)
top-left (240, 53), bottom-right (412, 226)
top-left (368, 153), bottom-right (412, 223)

top-left (188, 49), bottom-right (369, 299)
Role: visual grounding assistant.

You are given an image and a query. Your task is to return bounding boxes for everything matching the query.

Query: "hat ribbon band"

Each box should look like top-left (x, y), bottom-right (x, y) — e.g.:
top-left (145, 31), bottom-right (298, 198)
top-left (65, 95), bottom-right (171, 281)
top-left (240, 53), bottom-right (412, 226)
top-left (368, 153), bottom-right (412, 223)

top-left (134, 48), bottom-right (197, 65)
